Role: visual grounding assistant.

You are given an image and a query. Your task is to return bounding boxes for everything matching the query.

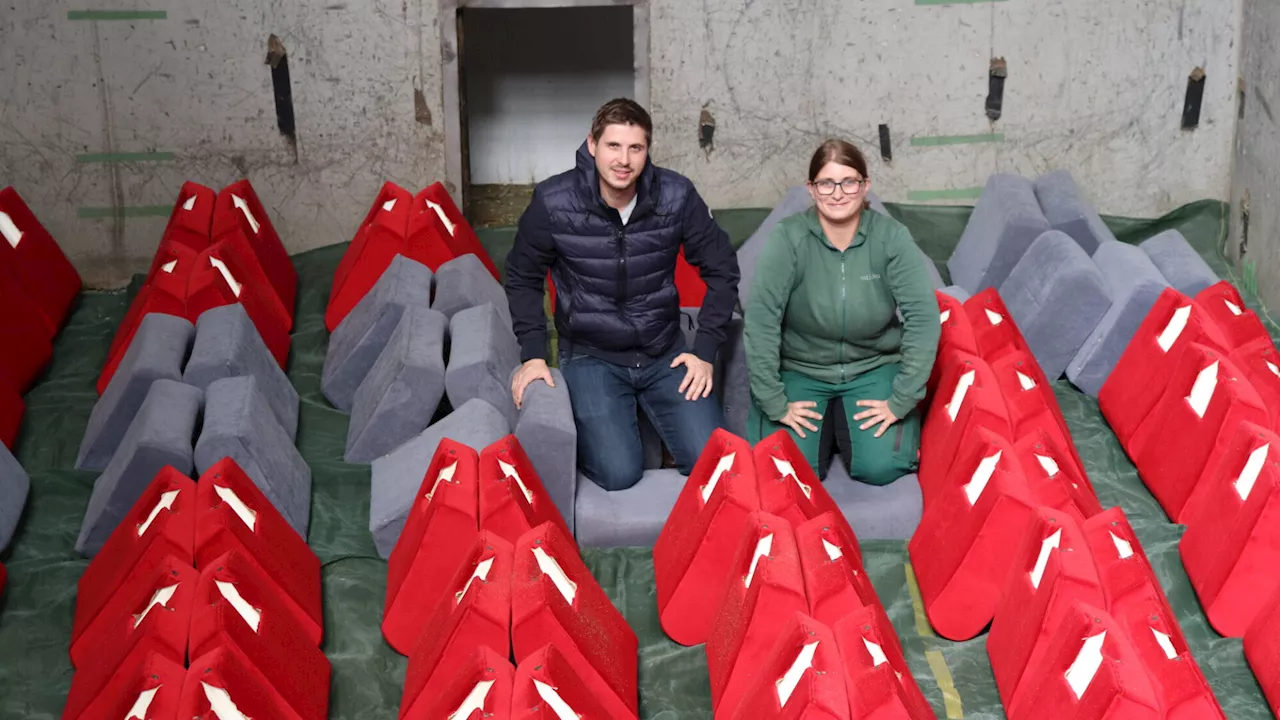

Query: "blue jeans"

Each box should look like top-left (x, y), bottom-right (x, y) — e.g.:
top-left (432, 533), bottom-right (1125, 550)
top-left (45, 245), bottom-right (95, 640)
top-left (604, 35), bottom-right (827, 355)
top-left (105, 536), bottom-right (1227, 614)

top-left (560, 343), bottom-right (724, 491)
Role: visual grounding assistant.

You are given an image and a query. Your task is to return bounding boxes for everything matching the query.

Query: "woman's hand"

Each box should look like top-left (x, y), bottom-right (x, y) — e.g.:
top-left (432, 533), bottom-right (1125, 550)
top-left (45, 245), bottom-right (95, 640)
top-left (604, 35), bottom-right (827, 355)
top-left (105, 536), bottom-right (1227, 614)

top-left (853, 399), bottom-right (898, 437)
top-left (780, 400), bottom-right (823, 439)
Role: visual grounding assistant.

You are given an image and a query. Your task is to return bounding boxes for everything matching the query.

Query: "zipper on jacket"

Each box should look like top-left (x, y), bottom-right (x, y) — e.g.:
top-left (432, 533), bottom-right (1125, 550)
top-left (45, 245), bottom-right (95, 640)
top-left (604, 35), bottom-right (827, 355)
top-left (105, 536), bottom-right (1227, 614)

top-left (839, 253), bottom-right (848, 383)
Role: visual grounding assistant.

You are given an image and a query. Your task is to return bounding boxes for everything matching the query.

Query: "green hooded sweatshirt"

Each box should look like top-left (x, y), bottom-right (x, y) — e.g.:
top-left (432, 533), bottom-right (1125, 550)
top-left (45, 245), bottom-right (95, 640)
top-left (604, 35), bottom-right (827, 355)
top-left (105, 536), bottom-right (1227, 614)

top-left (744, 205), bottom-right (941, 422)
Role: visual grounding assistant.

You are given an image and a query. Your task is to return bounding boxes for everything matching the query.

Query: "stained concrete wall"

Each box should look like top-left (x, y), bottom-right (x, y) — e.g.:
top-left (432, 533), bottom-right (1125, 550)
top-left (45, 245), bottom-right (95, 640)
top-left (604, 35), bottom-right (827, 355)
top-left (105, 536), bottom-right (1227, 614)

top-left (0, 0), bottom-right (1245, 287)
top-left (1227, 0), bottom-right (1280, 311)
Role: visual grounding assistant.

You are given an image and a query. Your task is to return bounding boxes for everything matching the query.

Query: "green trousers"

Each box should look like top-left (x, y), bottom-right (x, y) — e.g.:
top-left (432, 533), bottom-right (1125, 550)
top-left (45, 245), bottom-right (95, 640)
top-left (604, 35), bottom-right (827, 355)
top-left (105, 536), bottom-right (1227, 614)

top-left (747, 363), bottom-right (921, 485)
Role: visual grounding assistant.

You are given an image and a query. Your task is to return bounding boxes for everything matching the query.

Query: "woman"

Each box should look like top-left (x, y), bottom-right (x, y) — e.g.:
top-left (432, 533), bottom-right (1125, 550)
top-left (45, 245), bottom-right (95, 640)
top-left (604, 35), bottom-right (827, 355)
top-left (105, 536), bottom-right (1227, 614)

top-left (744, 139), bottom-right (940, 484)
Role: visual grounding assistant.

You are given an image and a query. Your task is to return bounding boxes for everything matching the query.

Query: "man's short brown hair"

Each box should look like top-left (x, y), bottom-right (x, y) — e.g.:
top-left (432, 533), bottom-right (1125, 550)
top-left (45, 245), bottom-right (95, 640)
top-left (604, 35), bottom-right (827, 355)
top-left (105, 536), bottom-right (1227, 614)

top-left (591, 98), bottom-right (652, 145)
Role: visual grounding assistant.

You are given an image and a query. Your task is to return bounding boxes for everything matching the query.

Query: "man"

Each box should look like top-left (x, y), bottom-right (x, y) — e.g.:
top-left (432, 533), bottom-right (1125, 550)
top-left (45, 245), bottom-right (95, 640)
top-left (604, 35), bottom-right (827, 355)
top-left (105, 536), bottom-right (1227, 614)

top-left (505, 98), bottom-right (741, 492)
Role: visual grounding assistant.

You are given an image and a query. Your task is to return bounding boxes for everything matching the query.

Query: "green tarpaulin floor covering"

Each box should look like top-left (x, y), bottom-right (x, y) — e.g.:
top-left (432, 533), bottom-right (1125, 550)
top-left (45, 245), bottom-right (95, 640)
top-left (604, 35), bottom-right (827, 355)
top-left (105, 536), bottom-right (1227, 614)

top-left (0, 198), bottom-right (1274, 719)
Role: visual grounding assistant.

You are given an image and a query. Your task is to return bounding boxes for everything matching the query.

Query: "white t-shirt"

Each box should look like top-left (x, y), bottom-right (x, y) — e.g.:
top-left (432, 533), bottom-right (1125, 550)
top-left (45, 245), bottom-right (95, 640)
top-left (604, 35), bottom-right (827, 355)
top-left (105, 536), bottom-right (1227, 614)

top-left (619, 194), bottom-right (638, 225)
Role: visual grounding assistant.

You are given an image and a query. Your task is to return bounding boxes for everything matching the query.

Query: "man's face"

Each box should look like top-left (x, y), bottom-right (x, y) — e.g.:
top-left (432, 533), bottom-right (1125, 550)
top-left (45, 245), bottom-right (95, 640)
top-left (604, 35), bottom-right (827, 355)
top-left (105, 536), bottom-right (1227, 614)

top-left (588, 123), bottom-right (648, 192)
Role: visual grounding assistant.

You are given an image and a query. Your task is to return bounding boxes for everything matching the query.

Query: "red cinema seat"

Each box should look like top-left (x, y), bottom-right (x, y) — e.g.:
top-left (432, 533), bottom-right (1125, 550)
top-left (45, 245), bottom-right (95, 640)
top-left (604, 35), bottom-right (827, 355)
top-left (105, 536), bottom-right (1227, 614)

top-left (794, 513), bottom-right (884, 640)
top-left (753, 430), bottom-right (857, 547)
top-left (1081, 508), bottom-right (1187, 653)
top-left (417, 182), bottom-right (499, 280)
top-left (908, 427), bottom-right (1037, 640)
top-left (674, 246), bottom-right (707, 308)
top-left (0, 383), bottom-right (23, 450)
top-left (404, 193), bottom-right (461, 272)
top-left (511, 521), bottom-right (639, 719)
top-left (927, 291), bottom-right (978, 403)
top-left (186, 239), bottom-right (292, 367)
top-left (1227, 338), bottom-right (1280, 431)
top-left (69, 554), bottom-right (196, 671)
top-left (189, 551), bottom-right (331, 720)
top-left (383, 438), bottom-right (480, 656)
top-left (194, 458), bottom-right (323, 646)
top-left (212, 179), bottom-right (297, 319)
top-left (180, 645), bottom-right (303, 720)
top-left (1179, 422), bottom-right (1280, 637)
top-left (653, 428), bottom-right (758, 647)
top-left (990, 349), bottom-right (1073, 441)
top-left (0, 270), bottom-right (54, 391)
top-left (963, 288), bottom-right (1030, 363)
top-left (705, 512), bottom-right (808, 717)
top-left (0, 561), bottom-right (5, 595)
top-left (61, 641), bottom-right (184, 720)
top-left (407, 646), bottom-right (512, 720)
top-left (1117, 596), bottom-right (1226, 719)
top-left (919, 348), bottom-right (1011, 500)
top-left (1006, 602), bottom-right (1161, 720)
top-left (510, 644), bottom-right (614, 720)
top-left (1244, 585), bottom-right (1280, 716)
top-left (1127, 344), bottom-right (1268, 522)
top-left (96, 244), bottom-right (195, 395)
top-left (478, 435), bottom-right (572, 546)
top-left (0, 186), bottom-right (82, 334)
top-left (1194, 281), bottom-right (1270, 350)
top-left (987, 509), bottom-right (1104, 708)
top-left (401, 532), bottom-right (513, 720)
top-left (832, 604), bottom-right (934, 719)
top-left (72, 467), bottom-right (196, 648)
top-left (1012, 427), bottom-right (1102, 524)
top-left (325, 182), bottom-right (414, 332)
top-left (159, 182), bottom-right (215, 252)
top-left (725, 612), bottom-right (849, 720)
top-left (1098, 288), bottom-right (1228, 447)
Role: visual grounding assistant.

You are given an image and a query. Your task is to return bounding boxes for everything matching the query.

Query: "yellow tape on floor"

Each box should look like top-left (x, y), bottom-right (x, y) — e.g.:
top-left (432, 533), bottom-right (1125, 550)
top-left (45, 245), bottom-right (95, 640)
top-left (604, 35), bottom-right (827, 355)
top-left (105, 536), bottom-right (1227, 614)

top-left (925, 649), bottom-right (965, 718)
top-left (903, 562), bottom-right (935, 638)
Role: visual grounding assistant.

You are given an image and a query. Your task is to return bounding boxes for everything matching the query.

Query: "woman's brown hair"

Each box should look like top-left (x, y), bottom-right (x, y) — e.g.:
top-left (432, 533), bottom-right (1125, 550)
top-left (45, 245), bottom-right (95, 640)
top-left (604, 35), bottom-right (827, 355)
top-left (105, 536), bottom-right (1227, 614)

top-left (808, 139), bottom-right (871, 210)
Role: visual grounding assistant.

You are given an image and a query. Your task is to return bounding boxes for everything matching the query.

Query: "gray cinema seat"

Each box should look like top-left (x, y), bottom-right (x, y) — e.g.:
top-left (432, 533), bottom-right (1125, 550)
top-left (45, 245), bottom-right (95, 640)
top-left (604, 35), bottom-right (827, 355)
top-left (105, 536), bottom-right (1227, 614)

top-left (77, 313), bottom-right (194, 471)
top-left (1140, 229), bottom-right (1220, 298)
top-left (1000, 230), bottom-right (1113, 380)
top-left (195, 375), bottom-right (312, 539)
top-left (946, 174), bottom-right (1051, 294)
top-left (76, 379), bottom-right (202, 557)
top-left (445, 303), bottom-right (521, 429)
top-left (736, 185), bottom-right (814, 310)
top-left (0, 443), bottom-right (30, 552)
top-left (323, 254), bottom-right (433, 413)
top-left (940, 285), bottom-right (971, 303)
top-left (184, 303), bottom-right (299, 442)
top-left (431, 253), bottom-right (512, 327)
top-left (369, 398), bottom-right (510, 558)
top-left (345, 307), bottom-right (448, 464)
top-left (1067, 241), bottom-right (1170, 397)
top-left (1033, 169), bottom-right (1117, 256)
top-left (513, 367), bottom-right (577, 536)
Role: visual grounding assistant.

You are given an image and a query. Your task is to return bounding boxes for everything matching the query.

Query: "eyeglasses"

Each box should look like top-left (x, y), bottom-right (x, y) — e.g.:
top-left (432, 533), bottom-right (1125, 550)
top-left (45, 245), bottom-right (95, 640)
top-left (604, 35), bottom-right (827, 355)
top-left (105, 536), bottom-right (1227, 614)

top-left (810, 178), bottom-right (867, 195)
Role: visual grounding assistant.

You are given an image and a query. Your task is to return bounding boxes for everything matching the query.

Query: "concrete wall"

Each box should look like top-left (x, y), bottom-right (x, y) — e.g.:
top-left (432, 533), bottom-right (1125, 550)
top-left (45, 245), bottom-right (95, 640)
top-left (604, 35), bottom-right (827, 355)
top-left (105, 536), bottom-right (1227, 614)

top-left (0, 0), bottom-right (1245, 287)
top-left (1228, 0), bottom-right (1280, 311)
top-left (463, 6), bottom-right (633, 184)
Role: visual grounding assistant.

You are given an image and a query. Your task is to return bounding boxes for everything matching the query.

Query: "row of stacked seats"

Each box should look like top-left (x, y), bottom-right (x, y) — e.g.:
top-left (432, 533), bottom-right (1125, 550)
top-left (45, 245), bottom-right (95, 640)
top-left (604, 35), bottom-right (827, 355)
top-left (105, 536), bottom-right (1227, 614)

top-left (0, 186), bottom-right (82, 593)
top-left (912, 288), bottom-right (1226, 717)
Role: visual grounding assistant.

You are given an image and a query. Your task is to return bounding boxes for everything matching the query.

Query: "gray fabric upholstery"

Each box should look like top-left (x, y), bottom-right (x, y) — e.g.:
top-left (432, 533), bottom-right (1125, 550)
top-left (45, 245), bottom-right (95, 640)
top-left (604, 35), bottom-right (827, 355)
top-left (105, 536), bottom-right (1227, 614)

top-left (513, 367), bottom-right (577, 536)
top-left (940, 285), bottom-right (971, 303)
top-left (76, 379), bottom-right (202, 557)
top-left (1000, 230), bottom-right (1114, 380)
top-left (345, 307), bottom-right (448, 464)
top-left (0, 443), bottom-right (29, 553)
top-left (1067, 241), bottom-right (1170, 397)
top-left (736, 186), bottom-right (813, 311)
top-left (1140, 229), bottom-right (1219, 298)
top-left (822, 461), bottom-right (923, 540)
top-left (445, 303), bottom-right (521, 429)
top-left (431, 253), bottom-right (511, 326)
top-left (323, 254), bottom-right (433, 413)
top-left (574, 468), bottom-right (685, 548)
top-left (369, 398), bottom-right (510, 558)
top-left (184, 303), bottom-right (299, 442)
top-left (1033, 169), bottom-right (1116, 255)
top-left (947, 174), bottom-right (1051, 294)
top-left (77, 313), bottom-right (194, 471)
top-left (195, 375), bottom-right (312, 539)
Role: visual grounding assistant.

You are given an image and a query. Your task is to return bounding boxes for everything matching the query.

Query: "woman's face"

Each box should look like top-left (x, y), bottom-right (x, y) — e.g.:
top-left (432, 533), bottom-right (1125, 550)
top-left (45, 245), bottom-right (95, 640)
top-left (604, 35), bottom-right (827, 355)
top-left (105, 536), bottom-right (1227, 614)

top-left (809, 161), bottom-right (869, 224)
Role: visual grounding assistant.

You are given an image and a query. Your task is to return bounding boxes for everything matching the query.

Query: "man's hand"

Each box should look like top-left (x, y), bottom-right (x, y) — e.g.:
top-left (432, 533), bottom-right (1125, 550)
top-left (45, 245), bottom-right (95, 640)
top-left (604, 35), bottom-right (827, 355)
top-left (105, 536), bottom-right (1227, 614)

top-left (853, 399), bottom-right (899, 438)
top-left (780, 400), bottom-right (823, 439)
top-left (672, 353), bottom-right (714, 401)
top-left (511, 358), bottom-right (555, 408)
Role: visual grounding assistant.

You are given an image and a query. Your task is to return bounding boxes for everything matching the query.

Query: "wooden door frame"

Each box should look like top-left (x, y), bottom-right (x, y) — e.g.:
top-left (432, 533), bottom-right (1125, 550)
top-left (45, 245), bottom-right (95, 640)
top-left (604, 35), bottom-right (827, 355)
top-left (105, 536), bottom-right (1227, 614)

top-left (439, 0), bottom-right (651, 210)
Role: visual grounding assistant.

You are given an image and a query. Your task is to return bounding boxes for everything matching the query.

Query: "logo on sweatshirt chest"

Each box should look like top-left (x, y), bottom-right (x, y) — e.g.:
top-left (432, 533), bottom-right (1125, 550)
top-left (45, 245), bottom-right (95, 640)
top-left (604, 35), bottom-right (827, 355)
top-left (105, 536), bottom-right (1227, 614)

top-left (859, 273), bottom-right (882, 281)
